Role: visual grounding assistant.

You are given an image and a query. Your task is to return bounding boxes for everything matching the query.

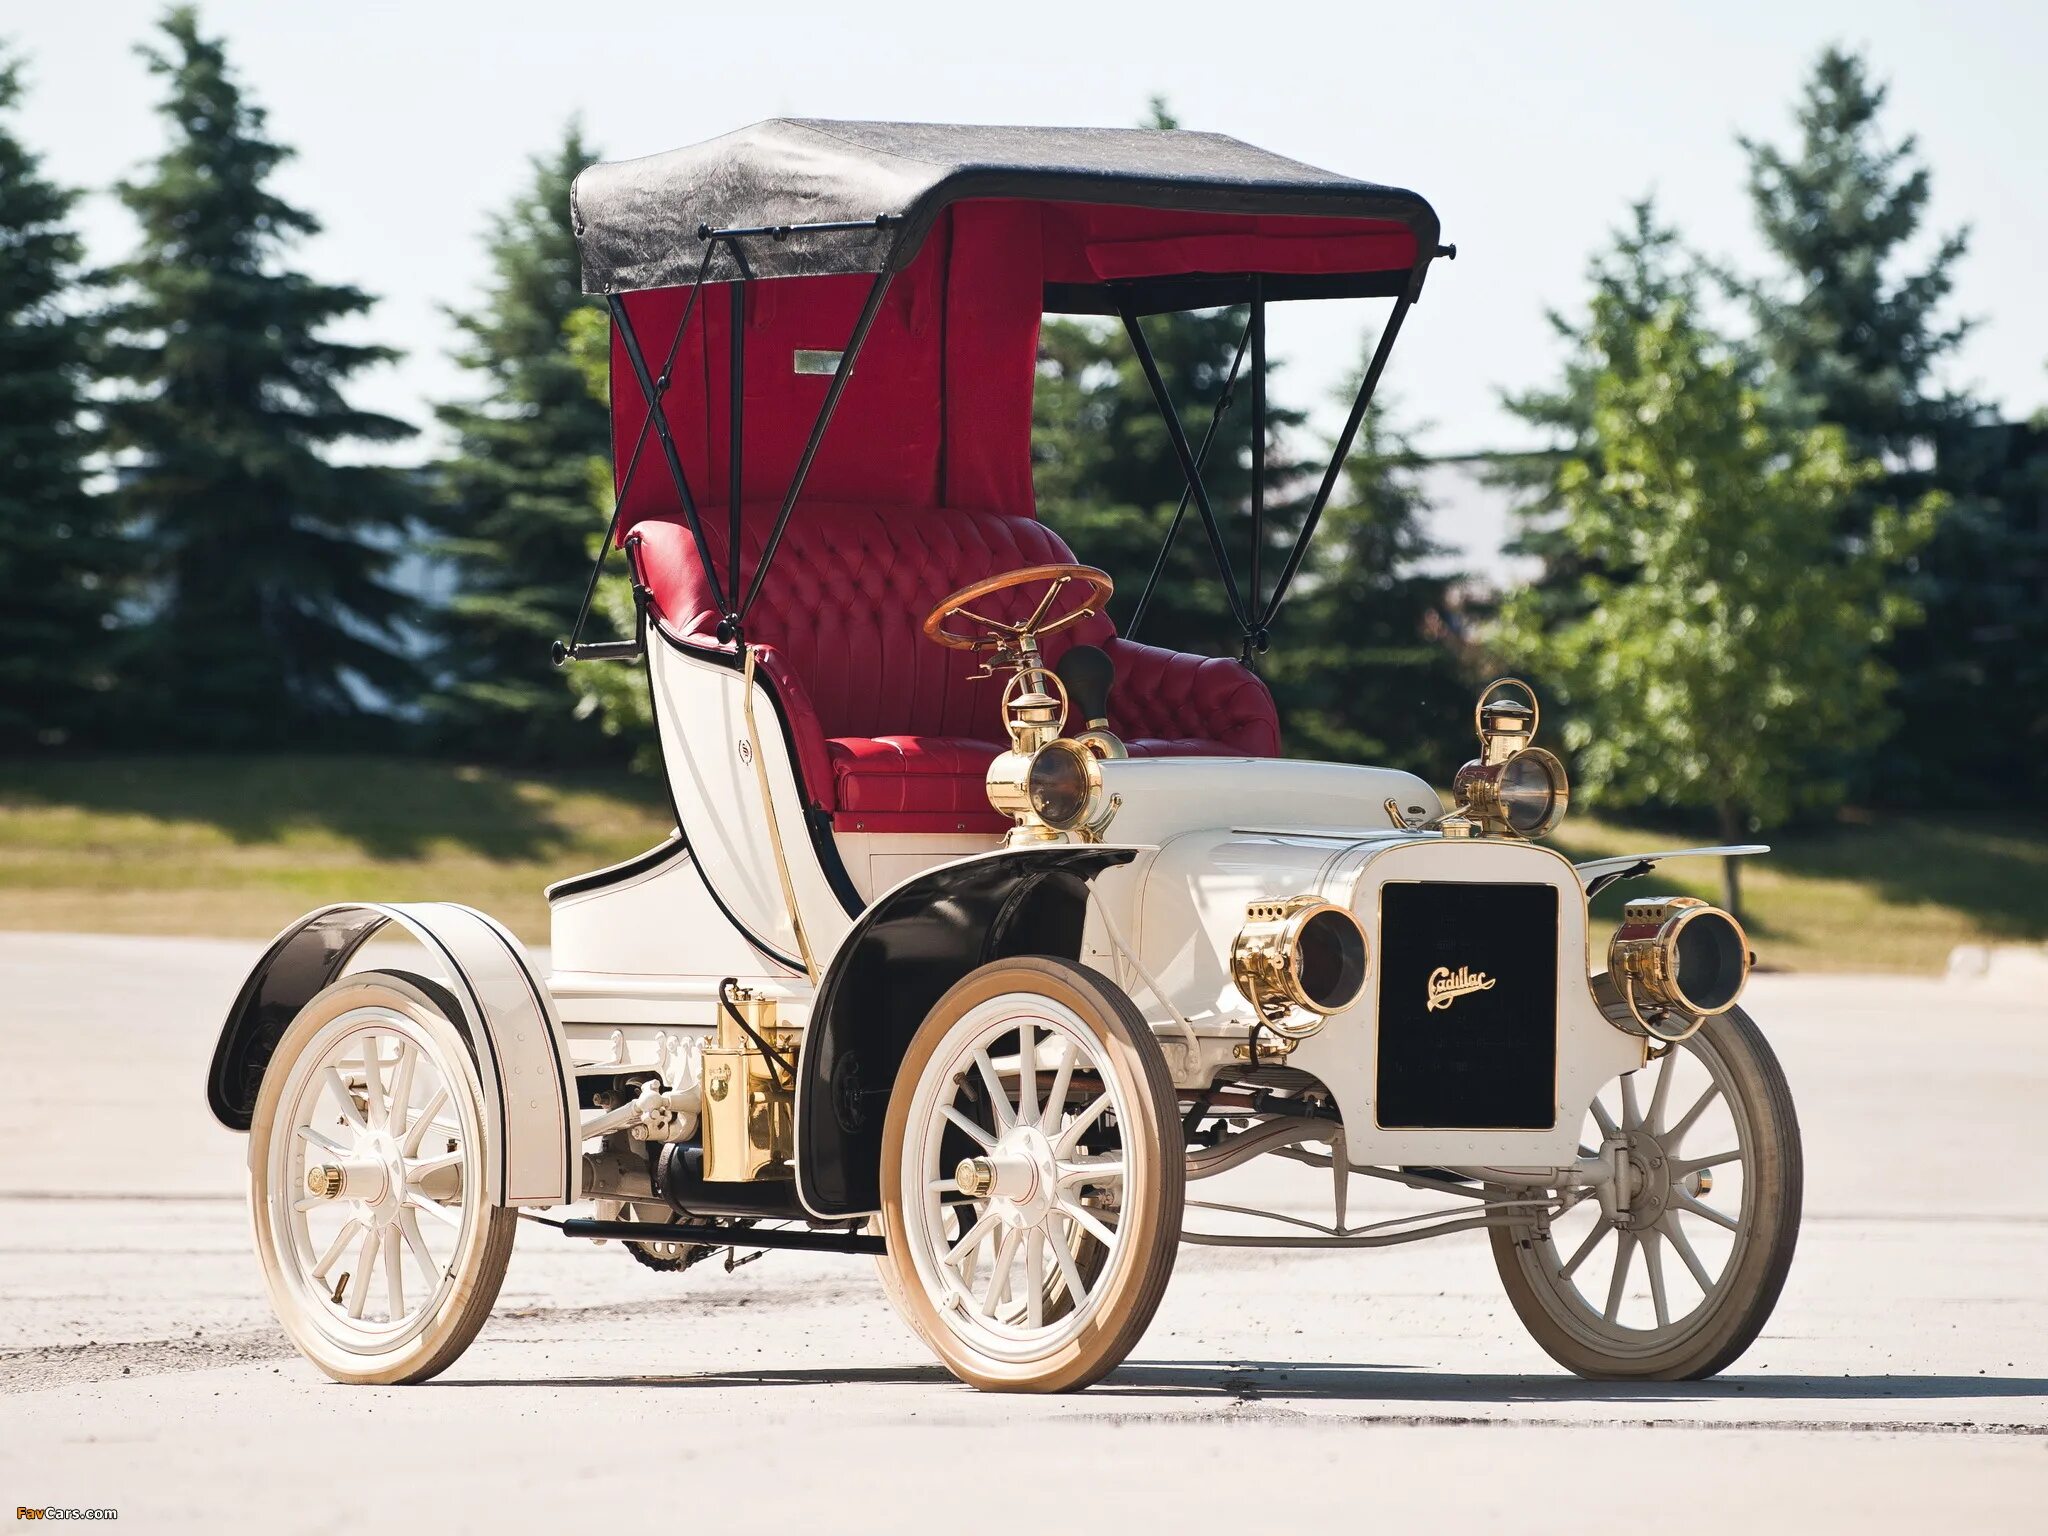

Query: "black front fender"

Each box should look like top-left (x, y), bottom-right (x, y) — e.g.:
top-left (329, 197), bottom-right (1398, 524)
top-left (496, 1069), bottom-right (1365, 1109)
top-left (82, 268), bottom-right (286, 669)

top-left (795, 845), bottom-right (1138, 1217)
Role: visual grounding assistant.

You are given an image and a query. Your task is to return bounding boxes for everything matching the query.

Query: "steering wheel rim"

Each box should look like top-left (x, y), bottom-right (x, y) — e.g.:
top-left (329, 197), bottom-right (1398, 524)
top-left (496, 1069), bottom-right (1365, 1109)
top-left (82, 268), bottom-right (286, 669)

top-left (921, 564), bottom-right (1114, 652)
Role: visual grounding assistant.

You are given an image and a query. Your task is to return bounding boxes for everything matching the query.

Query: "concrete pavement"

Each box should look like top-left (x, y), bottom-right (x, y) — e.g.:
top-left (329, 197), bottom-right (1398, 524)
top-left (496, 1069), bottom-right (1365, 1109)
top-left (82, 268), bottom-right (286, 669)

top-left (2, 934), bottom-right (2042, 1531)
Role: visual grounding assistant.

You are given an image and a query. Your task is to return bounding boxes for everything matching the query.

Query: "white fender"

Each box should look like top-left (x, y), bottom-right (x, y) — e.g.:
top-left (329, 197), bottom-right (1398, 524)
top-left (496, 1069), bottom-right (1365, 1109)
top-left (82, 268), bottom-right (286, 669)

top-left (208, 901), bottom-right (580, 1207)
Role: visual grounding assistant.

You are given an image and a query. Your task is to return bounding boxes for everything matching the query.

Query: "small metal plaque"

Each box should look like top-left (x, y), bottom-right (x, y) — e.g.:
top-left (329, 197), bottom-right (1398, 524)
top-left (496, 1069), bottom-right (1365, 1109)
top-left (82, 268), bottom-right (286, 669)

top-left (793, 349), bottom-right (844, 376)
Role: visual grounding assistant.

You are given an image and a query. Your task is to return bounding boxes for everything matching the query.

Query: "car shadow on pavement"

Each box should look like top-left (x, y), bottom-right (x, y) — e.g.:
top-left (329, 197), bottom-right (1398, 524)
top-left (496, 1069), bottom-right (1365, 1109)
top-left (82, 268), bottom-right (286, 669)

top-left (437, 1362), bottom-right (2048, 1403)
top-left (1095, 1362), bottom-right (2048, 1404)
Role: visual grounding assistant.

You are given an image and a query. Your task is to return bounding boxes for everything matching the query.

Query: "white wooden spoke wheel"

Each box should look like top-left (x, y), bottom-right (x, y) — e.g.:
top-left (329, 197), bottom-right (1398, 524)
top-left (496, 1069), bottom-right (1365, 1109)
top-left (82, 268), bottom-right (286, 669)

top-left (248, 971), bottom-right (516, 1384)
top-left (879, 957), bottom-right (1182, 1393)
top-left (1491, 1007), bottom-right (1802, 1379)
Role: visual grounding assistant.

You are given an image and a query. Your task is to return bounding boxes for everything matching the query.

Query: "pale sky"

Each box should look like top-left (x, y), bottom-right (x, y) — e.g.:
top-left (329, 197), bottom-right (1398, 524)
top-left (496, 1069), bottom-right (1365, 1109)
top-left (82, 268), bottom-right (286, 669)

top-left (8, 0), bottom-right (2046, 475)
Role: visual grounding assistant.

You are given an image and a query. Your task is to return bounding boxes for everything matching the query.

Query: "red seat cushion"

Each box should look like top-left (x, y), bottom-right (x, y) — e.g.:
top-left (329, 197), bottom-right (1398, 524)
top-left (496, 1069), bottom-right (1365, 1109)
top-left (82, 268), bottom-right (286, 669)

top-left (629, 501), bottom-right (1279, 832)
top-left (826, 732), bottom-right (1261, 833)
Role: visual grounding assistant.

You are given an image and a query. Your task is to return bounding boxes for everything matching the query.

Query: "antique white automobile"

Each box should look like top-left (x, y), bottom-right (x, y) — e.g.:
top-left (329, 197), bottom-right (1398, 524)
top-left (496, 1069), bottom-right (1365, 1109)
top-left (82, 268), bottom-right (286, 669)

top-left (207, 120), bottom-right (1800, 1393)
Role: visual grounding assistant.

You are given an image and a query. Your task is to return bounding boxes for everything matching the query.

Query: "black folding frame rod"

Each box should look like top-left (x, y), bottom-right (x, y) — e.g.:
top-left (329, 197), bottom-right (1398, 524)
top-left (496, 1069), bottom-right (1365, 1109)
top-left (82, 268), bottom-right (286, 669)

top-left (1258, 289), bottom-right (1415, 632)
top-left (557, 244), bottom-right (721, 664)
top-left (737, 268), bottom-right (895, 622)
top-left (560, 1217), bottom-right (885, 1256)
top-left (1248, 276), bottom-right (1267, 657)
top-left (1126, 312), bottom-right (1254, 640)
top-left (1118, 302), bottom-right (1252, 642)
top-left (607, 267), bottom-right (734, 629)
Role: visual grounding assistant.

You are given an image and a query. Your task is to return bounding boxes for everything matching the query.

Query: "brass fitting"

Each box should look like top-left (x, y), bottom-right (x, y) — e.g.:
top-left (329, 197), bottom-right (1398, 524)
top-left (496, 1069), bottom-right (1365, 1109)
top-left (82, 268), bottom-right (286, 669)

top-left (305, 1164), bottom-right (345, 1200)
top-left (955, 1157), bottom-right (995, 1198)
top-left (1229, 895), bottom-right (1369, 1041)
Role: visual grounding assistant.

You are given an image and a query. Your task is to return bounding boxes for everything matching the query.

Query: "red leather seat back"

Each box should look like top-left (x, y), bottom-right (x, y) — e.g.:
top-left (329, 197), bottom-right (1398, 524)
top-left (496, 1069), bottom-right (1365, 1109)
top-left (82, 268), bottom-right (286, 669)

top-left (636, 500), bottom-right (1112, 740)
top-left (630, 501), bottom-right (1280, 828)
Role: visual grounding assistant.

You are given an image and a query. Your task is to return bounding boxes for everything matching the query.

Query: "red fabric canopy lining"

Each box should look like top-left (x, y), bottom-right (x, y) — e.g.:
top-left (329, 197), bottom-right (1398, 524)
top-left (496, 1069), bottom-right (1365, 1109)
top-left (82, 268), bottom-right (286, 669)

top-left (608, 199), bottom-right (1416, 539)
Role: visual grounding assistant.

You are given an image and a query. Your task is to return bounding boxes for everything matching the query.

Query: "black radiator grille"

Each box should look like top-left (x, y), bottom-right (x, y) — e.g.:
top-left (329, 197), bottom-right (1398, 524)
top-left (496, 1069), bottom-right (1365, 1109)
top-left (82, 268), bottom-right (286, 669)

top-left (1375, 881), bottom-right (1558, 1130)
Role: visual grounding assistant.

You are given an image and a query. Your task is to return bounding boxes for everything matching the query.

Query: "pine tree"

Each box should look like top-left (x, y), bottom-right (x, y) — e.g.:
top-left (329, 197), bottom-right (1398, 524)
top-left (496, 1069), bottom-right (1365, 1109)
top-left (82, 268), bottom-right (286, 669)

top-left (1741, 48), bottom-right (1974, 464)
top-left (1741, 46), bottom-right (2000, 801)
top-left (429, 124), bottom-right (610, 762)
top-left (102, 8), bottom-right (418, 746)
top-left (0, 47), bottom-right (122, 745)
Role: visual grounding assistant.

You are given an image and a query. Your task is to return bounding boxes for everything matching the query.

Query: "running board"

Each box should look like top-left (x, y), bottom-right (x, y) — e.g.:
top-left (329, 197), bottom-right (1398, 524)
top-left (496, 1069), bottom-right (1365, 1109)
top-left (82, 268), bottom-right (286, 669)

top-left (560, 1217), bottom-right (884, 1255)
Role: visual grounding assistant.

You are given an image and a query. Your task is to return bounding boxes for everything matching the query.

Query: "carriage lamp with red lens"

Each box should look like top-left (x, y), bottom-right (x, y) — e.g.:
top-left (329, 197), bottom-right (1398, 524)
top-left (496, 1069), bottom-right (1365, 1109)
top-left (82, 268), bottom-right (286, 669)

top-left (1451, 678), bottom-right (1570, 839)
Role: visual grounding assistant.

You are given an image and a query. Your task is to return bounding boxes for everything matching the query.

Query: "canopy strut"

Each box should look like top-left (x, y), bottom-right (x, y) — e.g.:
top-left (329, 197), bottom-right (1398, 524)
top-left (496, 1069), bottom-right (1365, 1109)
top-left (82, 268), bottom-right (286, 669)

top-left (1116, 277), bottom-right (1421, 661)
top-left (1118, 302), bottom-right (1252, 648)
top-left (1125, 314), bottom-right (1252, 641)
top-left (556, 227), bottom-right (895, 662)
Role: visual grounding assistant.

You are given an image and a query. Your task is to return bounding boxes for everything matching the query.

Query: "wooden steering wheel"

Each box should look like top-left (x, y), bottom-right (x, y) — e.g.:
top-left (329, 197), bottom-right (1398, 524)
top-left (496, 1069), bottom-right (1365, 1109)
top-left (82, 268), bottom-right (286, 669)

top-left (921, 564), bottom-right (1114, 654)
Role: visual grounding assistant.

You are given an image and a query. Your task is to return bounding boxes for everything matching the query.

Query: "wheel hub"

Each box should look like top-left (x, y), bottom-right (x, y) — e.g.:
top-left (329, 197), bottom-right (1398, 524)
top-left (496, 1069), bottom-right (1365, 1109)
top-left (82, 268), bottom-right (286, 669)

top-left (958, 1124), bottom-right (1058, 1228)
top-left (1616, 1128), bottom-right (1672, 1231)
top-left (307, 1130), bottom-right (407, 1226)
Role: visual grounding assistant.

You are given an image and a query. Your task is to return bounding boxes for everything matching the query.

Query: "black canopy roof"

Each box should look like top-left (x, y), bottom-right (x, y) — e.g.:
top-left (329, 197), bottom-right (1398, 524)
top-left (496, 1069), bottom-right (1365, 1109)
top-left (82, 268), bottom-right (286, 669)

top-left (572, 118), bottom-right (1440, 295)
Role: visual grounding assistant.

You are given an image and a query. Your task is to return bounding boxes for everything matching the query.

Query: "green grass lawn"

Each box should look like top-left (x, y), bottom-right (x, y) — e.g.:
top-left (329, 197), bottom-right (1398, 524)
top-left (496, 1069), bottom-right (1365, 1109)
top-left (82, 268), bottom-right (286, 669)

top-left (0, 755), bottom-right (673, 944)
top-left (2, 754), bottom-right (2043, 970)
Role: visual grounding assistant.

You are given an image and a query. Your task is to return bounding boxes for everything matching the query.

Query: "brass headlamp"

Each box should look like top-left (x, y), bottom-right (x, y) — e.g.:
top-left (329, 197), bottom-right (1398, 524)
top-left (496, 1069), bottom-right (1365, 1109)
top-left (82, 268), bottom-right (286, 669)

top-left (1605, 896), bottom-right (1752, 1042)
top-left (984, 669), bottom-right (1118, 844)
top-left (1451, 678), bottom-right (1569, 839)
top-left (1229, 895), bottom-right (1369, 1041)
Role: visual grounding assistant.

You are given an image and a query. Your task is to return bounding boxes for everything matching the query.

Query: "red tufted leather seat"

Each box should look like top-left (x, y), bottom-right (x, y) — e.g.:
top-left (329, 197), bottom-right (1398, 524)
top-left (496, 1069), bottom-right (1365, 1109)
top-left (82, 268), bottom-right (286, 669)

top-left (630, 502), bottom-right (1280, 833)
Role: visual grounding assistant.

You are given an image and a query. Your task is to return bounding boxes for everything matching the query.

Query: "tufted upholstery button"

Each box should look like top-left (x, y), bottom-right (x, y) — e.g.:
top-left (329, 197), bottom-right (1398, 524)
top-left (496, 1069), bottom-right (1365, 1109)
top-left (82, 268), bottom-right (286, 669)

top-left (630, 502), bottom-right (1280, 832)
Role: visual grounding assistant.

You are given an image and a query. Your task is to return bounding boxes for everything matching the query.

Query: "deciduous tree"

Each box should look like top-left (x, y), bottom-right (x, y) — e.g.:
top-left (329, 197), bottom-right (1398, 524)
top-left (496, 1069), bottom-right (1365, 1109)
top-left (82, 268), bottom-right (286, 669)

top-left (1495, 298), bottom-right (1934, 915)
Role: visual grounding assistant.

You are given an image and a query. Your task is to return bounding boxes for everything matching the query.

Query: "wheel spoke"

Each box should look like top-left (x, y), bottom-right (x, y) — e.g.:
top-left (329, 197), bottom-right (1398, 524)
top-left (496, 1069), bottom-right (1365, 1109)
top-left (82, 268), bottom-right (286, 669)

top-left (1015, 1022), bottom-right (1037, 1125)
top-left (1619, 1073), bottom-right (1642, 1131)
top-left (1674, 1148), bottom-right (1742, 1176)
top-left (1588, 1095), bottom-right (1619, 1140)
top-left (387, 1040), bottom-right (419, 1140)
top-left (398, 1208), bottom-right (442, 1288)
top-left (1662, 1213), bottom-right (1715, 1291)
top-left (311, 1217), bottom-right (364, 1282)
top-left (1646, 1046), bottom-right (1677, 1132)
top-left (980, 1228), bottom-right (1020, 1317)
top-left (1025, 1230), bottom-right (1045, 1330)
top-left (1558, 1219), bottom-right (1611, 1280)
top-left (410, 1193), bottom-right (462, 1228)
top-left (1603, 1230), bottom-right (1637, 1323)
top-left (403, 1088), bottom-right (451, 1157)
top-left (944, 1208), bottom-right (999, 1272)
top-left (1059, 1198), bottom-right (1118, 1249)
top-left (323, 1067), bottom-right (367, 1131)
top-left (296, 1123), bottom-right (349, 1157)
top-left (1054, 1093), bottom-right (1111, 1155)
top-left (405, 1152), bottom-right (463, 1182)
top-left (1048, 1212), bottom-right (1090, 1304)
top-left (1040, 1038), bottom-right (1076, 1135)
top-left (1056, 1155), bottom-right (1125, 1187)
top-left (1644, 1230), bottom-right (1671, 1328)
top-left (940, 1105), bottom-right (996, 1152)
top-left (1674, 1189), bottom-right (1739, 1232)
top-left (973, 1051), bottom-right (1015, 1130)
top-left (343, 1229), bottom-right (376, 1318)
top-left (361, 1034), bottom-right (387, 1131)
top-left (381, 1225), bottom-right (405, 1320)
top-left (1665, 1084), bottom-right (1721, 1148)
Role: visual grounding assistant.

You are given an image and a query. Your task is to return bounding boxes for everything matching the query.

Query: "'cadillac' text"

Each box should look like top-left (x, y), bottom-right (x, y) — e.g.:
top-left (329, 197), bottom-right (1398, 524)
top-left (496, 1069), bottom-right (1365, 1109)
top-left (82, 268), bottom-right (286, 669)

top-left (1426, 965), bottom-right (1497, 1011)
